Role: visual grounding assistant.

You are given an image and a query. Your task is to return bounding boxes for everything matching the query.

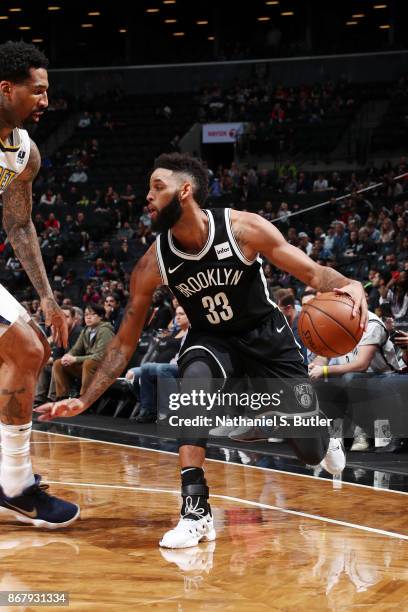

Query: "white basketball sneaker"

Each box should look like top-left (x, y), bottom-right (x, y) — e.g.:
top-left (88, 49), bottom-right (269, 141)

top-left (159, 497), bottom-right (216, 549)
top-left (319, 438), bottom-right (346, 475)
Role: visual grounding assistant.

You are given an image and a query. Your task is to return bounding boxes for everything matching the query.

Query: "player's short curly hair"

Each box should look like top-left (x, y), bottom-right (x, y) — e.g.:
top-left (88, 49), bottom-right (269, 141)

top-left (153, 152), bottom-right (209, 207)
top-left (0, 41), bottom-right (49, 83)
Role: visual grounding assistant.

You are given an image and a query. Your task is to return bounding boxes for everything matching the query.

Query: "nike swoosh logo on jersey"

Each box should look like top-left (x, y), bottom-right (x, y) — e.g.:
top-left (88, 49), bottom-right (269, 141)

top-left (4, 502), bottom-right (38, 518)
top-left (276, 325), bottom-right (286, 333)
top-left (168, 263), bottom-right (184, 274)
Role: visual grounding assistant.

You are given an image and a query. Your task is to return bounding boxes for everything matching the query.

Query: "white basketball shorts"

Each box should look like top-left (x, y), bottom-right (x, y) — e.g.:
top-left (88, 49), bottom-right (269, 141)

top-left (0, 283), bottom-right (31, 326)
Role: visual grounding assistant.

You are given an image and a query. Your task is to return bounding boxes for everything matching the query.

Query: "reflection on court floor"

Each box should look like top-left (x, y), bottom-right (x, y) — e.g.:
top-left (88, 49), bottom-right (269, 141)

top-left (0, 430), bottom-right (407, 610)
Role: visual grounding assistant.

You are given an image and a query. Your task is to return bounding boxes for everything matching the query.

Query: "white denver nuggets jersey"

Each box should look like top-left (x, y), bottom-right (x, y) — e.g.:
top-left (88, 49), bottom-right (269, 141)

top-left (0, 128), bottom-right (30, 194)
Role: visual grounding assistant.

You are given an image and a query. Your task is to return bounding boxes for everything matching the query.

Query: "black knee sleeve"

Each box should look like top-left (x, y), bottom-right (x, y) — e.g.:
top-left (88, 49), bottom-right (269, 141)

top-left (176, 356), bottom-right (218, 451)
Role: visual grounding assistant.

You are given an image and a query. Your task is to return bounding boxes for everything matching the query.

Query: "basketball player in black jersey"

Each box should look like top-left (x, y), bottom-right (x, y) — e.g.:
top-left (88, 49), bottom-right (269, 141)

top-left (37, 153), bottom-right (368, 548)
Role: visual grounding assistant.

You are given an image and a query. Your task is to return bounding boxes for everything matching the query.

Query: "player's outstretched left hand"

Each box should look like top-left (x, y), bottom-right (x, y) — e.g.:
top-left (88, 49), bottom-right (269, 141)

top-left (333, 281), bottom-right (368, 330)
top-left (41, 298), bottom-right (69, 348)
top-left (34, 398), bottom-right (87, 421)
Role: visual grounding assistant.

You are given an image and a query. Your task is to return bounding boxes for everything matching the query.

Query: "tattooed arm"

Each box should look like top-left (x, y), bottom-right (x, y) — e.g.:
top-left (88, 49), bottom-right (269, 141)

top-left (35, 243), bottom-right (162, 420)
top-left (231, 210), bottom-right (368, 328)
top-left (2, 140), bottom-right (68, 346)
top-left (3, 141), bottom-right (51, 298)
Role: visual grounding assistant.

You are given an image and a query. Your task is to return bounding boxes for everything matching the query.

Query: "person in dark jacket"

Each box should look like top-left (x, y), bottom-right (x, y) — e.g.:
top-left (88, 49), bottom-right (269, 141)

top-left (126, 306), bottom-right (189, 422)
top-left (34, 306), bottom-right (82, 405)
top-left (103, 293), bottom-right (124, 333)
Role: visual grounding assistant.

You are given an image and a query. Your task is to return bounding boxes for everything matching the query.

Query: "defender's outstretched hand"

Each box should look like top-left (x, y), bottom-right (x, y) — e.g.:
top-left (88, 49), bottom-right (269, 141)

top-left (41, 298), bottom-right (69, 348)
top-left (34, 398), bottom-right (87, 421)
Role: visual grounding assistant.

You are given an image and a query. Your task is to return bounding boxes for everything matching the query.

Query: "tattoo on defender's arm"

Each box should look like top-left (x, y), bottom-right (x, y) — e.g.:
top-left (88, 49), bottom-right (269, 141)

top-left (1, 388), bottom-right (26, 424)
top-left (2, 142), bottom-right (53, 299)
top-left (82, 342), bottom-right (130, 407)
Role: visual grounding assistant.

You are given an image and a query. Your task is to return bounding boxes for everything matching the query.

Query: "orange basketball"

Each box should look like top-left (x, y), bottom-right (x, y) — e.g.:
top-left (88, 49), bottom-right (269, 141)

top-left (298, 292), bottom-right (364, 358)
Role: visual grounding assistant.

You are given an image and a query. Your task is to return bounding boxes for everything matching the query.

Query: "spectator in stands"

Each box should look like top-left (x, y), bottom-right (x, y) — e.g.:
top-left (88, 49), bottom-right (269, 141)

top-left (77, 193), bottom-right (90, 207)
top-left (33, 213), bottom-right (45, 234)
top-left (380, 218), bottom-right (395, 243)
top-left (393, 330), bottom-right (408, 368)
top-left (277, 291), bottom-right (307, 364)
top-left (167, 296), bottom-right (180, 332)
top-left (296, 171), bottom-right (310, 193)
top-left (262, 263), bottom-right (275, 290)
top-left (87, 257), bottom-right (111, 280)
top-left (73, 212), bottom-right (90, 253)
top-left (277, 202), bottom-right (291, 225)
top-left (73, 306), bottom-right (84, 327)
top-left (52, 304), bottom-right (115, 399)
top-left (365, 219), bottom-right (381, 243)
top-left (126, 306), bottom-right (190, 422)
top-left (40, 189), bottom-right (56, 206)
top-left (390, 271), bottom-right (408, 322)
top-left (82, 282), bottom-right (102, 305)
top-left (270, 102), bottom-right (285, 123)
top-left (117, 222), bottom-right (134, 241)
top-left (144, 288), bottom-right (172, 332)
top-left (311, 238), bottom-right (331, 260)
top-left (78, 111), bottom-right (92, 128)
top-left (5, 255), bottom-right (24, 287)
top-left (104, 293), bottom-right (124, 333)
top-left (398, 236), bottom-right (408, 264)
top-left (332, 221), bottom-right (349, 257)
top-left (35, 306), bottom-right (82, 406)
top-left (51, 254), bottom-right (67, 287)
top-left (120, 184), bottom-right (137, 220)
top-left (139, 206), bottom-right (152, 229)
top-left (309, 311), bottom-right (400, 451)
top-left (297, 232), bottom-right (312, 256)
top-left (368, 270), bottom-right (391, 311)
top-left (323, 223), bottom-right (336, 254)
top-left (385, 253), bottom-right (400, 281)
top-left (44, 212), bottom-right (60, 231)
top-left (395, 217), bottom-right (407, 250)
top-left (355, 227), bottom-right (376, 256)
top-left (68, 163), bottom-right (88, 184)
top-left (313, 174), bottom-right (328, 192)
top-left (115, 239), bottom-right (131, 264)
top-left (95, 241), bottom-right (115, 264)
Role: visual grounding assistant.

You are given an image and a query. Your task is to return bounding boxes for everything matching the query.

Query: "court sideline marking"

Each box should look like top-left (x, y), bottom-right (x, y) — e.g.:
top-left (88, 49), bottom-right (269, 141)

top-left (45, 478), bottom-right (408, 542)
top-left (33, 429), bottom-right (408, 497)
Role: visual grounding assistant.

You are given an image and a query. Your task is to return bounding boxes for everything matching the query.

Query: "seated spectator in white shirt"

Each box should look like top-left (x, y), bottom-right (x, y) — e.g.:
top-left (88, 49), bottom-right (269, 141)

top-left (40, 189), bottom-right (56, 206)
top-left (313, 174), bottom-right (328, 192)
top-left (69, 164), bottom-right (88, 184)
top-left (309, 312), bottom-right (400, 451)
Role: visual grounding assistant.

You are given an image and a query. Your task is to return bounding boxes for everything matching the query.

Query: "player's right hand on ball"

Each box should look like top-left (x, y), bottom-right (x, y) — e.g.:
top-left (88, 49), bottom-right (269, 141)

top-left (34, 398), bottom-right (87, 421)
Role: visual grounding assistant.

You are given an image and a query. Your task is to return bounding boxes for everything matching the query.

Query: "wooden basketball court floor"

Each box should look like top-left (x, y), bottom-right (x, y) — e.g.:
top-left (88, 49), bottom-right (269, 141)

top-left (1, 430), bottom-right (408, 611)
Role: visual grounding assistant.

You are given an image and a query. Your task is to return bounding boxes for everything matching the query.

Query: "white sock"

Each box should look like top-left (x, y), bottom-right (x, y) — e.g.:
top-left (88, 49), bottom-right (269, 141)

top-left (0, 422), bottom-right (35, 497)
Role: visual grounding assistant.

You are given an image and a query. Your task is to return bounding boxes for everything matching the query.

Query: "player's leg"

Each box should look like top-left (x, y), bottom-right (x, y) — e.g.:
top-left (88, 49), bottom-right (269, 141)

top-left (0, 287), bottom-right (79, 528)
top-left (160, 350), bottom-right (226, 549)
top-left (263, 363), bottom-right (345, 473)
top-left (230, 310), bottom-right (345, 474)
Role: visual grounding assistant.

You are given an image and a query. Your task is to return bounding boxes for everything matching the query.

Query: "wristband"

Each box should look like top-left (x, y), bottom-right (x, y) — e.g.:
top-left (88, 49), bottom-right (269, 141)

top-left (322, 365), bottom-right (329, 381)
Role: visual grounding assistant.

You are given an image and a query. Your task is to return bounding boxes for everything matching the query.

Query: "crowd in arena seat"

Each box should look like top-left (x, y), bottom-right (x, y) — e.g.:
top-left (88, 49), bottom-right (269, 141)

top-left (1, 80), bottom-right (407, 452)
top-left (198, 78), bottom-right (359, 157)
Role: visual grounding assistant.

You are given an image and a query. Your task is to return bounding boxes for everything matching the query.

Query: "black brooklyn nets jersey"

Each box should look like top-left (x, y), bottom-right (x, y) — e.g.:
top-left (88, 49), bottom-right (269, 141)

top-left (155, 208), bottom-right (277, 334)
